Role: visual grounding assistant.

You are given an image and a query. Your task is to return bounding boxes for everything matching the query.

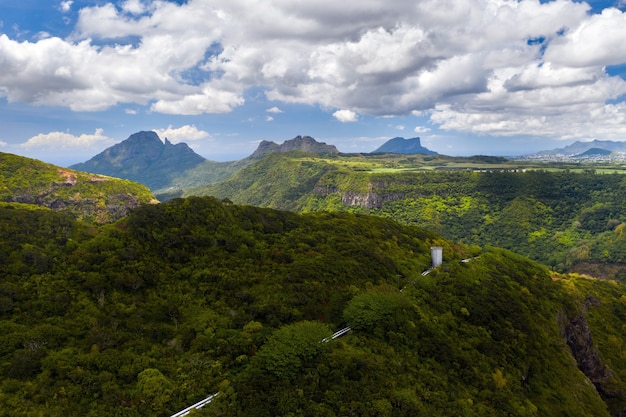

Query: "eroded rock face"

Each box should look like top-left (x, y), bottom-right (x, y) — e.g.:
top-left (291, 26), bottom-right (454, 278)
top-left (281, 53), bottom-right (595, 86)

top-left (313, 181), bottom-right (404, 209)
top-left (562, 296), bottom-right (626, 416)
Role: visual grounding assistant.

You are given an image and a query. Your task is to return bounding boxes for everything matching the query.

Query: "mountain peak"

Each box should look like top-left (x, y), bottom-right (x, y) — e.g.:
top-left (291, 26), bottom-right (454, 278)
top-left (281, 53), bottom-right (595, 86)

top-left (70, 131), bottom-right (206, 190)
top-left (250, 135), bottom-right (339, 159)
top-left (372, 137), bottom-right (437, 155)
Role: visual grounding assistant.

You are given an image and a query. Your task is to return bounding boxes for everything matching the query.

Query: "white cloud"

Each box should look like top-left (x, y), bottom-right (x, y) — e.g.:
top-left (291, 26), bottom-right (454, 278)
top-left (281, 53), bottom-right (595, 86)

top-left (121, 0), bottom-right (146, 15)
top-left (266, 106), bottom-right (283, 113)
top-left (414, 126), bottom-right (431, 134)
top-left (152, 125), bottom-right (210, 144)
top-left (0, 0), bottom-right (624, 141)
top-left (266, 116), bottom-right (274, 122)
top-left (59, 1), bottom-right (73, 13)
top-left (20, 128), bottom-right (114, 150)
top-left (333, 109), bottom-right (358, 123)
top-left (544, 8), bottom-right (626, 67)
top-left (125, 108), bottom-right (137, 115)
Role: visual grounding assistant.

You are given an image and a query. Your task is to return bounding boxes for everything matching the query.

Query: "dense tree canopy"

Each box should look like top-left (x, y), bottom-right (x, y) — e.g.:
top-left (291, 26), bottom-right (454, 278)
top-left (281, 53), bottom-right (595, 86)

top-left (1, 197), bottom-right (625, 416)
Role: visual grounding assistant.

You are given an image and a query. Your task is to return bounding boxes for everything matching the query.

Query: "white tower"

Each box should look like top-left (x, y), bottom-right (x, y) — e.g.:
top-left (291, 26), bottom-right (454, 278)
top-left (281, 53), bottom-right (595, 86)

top-left (431, 246), bottom-right (443, 268)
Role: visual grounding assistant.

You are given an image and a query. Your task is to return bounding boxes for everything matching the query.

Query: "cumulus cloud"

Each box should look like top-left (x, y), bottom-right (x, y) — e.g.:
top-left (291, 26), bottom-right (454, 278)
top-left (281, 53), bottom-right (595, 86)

top-left (0, 0), bottom-right (625, 140)
top-left (414, 126), bottom-right (431, 134)
top-left (152, 125), bottom-right (210, 143)
top-left (121, 0), bottom-right (146, 15)
top-left (20, 128), bottom-right (114, 150)
top-left (333, 109), bottom-right (358, 123)
top-left (267, 106), bottom-right (283, 113)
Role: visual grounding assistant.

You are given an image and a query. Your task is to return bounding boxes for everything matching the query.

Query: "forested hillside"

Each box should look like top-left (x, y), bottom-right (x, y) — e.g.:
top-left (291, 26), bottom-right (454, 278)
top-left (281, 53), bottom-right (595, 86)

top-left (1, 196), bottom-right (626, 416)
top-left (189, 152), bottom-right (626, 276)
top-left (0, 152), bottom-right (156, 223)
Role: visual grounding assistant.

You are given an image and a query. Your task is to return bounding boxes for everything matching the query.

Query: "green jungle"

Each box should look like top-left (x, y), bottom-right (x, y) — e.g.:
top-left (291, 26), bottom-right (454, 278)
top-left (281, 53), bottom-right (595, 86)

top-left (3, 151), bottom-right (626, 416)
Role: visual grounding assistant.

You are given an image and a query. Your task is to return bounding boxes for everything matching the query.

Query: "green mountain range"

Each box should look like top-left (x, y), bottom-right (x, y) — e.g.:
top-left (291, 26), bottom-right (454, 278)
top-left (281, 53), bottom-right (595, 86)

top-left (69, 132), bottom-right (343, 200)
top-left (0, 151), bottom-right (156, 223)
top-left (1, 196), bottom-right (626, 416)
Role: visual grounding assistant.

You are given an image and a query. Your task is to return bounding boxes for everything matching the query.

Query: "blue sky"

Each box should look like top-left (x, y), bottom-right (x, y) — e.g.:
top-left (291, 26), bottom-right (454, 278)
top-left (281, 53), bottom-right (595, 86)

top-left (1, 0), bottom-right (626, 165)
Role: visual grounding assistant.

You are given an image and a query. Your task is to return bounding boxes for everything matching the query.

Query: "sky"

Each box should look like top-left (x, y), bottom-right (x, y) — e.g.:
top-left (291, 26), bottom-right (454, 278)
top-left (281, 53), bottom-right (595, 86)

top-left (1, 0), bottom-right (626, 166)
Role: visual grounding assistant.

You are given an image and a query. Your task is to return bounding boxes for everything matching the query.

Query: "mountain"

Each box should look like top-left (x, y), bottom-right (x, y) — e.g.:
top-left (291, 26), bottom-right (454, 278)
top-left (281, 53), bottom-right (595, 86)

top-left (0, 151), bottom-right (156, 222)
top-left (371, 136), bottom-right (436, 154)
top-left (71, 131), bottom-right (209, 191)
top-left (249, 135), bottom-right (339, 159)
top-left (576, 147), bottom-right (613, 157)
top-left (1, 196), bottom-right (625, 416)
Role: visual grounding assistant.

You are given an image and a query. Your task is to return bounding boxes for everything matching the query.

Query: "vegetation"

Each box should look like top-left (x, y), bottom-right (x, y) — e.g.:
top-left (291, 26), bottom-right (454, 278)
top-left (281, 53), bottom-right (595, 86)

top-left (0, 152), bottom-right (156, 223)
top-left (188, 152), bottom-right (626, 275)
top-left (1, 196), bottom-right (625, 415)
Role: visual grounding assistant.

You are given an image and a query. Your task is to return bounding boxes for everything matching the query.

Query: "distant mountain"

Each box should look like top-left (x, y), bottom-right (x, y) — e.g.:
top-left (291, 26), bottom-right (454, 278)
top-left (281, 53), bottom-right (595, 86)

top-left (71, 131), bottom-right (208, 190)
top-left (371, 137), bottom-right (436, 155)
top-left (576, 147), bottom-right (613, 157)
top-left (0, 152), bottom-right (155, 223)
top-left (535, 139), bottom-right (626, 156)
top-left (249, 135), bottom-right (339, 159)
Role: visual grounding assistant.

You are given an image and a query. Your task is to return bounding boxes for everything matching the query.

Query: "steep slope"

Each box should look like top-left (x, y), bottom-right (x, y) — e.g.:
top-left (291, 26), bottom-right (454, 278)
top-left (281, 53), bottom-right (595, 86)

top-left (372, 136), bottom-right (437, 154)
top-left (0, 152), bottom-right (155, 222)
top-left (1, 196), bottom-right (625, 416)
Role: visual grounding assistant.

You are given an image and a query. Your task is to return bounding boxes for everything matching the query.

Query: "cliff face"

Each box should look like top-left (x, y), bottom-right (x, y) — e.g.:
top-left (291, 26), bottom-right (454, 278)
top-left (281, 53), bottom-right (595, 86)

top-left (561, 296), bottom-right (626, 416)
top-left (314, 181), bottom-right (404, 209)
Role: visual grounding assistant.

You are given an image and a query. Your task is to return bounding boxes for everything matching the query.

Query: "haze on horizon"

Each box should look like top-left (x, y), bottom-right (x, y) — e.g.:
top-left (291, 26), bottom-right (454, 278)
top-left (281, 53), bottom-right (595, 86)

top-left (1, 0), bottom-right (626, 166)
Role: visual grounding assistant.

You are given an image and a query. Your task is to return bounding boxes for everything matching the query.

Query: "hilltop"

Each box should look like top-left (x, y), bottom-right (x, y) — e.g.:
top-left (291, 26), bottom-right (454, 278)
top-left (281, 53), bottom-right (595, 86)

top-left (1, 196), bottom-right (625, 416)
top-left (0, 151), bottom-right (156, 223)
